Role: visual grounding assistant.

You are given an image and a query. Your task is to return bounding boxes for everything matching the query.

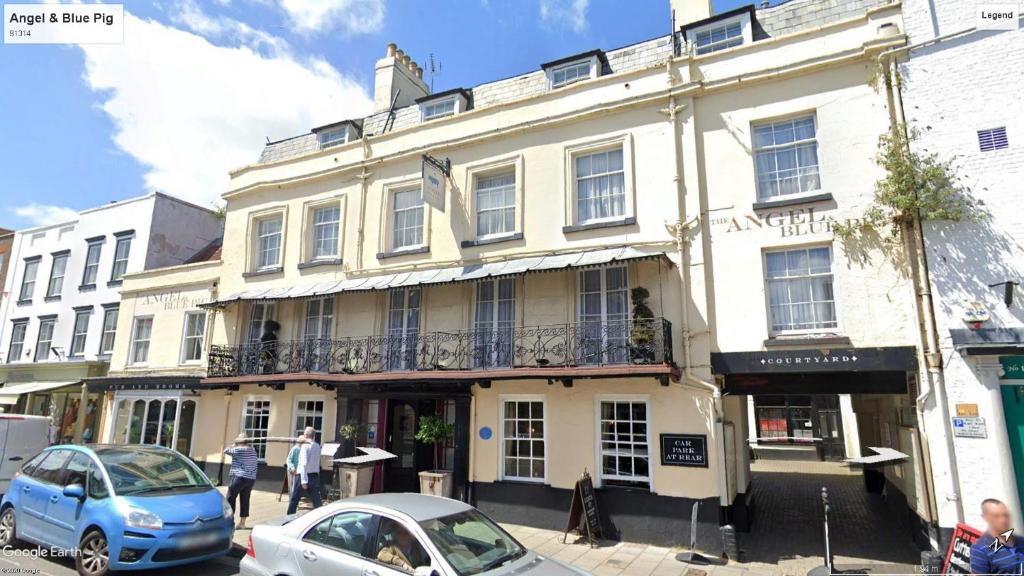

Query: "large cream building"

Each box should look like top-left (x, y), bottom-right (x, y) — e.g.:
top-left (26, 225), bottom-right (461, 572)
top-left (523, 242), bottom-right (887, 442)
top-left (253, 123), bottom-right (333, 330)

top-left (91, 0), bottom-right (937, 557)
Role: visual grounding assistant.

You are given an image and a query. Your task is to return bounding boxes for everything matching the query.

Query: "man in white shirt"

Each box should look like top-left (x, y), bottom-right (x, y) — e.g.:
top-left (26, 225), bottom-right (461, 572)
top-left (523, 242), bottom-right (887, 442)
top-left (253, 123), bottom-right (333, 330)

top-left (287, 426), bottom-right (323, 514)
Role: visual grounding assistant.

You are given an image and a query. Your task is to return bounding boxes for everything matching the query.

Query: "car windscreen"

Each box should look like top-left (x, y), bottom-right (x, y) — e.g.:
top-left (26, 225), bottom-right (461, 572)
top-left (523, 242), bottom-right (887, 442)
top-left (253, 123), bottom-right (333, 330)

top-left (95, 448), bottom-right (211, 496)
top-left (419, 510), bottom-right (526, 576)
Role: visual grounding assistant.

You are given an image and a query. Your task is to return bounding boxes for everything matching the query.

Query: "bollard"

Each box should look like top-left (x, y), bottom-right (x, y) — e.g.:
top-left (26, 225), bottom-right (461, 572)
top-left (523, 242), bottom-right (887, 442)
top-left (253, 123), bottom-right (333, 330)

top-left (806, 486), bottom-right (833, 576)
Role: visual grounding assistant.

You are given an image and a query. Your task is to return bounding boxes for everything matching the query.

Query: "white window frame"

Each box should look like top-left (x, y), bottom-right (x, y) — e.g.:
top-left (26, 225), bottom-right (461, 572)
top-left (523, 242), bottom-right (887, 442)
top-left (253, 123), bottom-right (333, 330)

top-left (498, 395), bottom-right (547, 483)
top-left (565, 135), bottom-right (635, 227)
top-left (19, 259), bottom-right (39, 301)
top-left (70, 309), bottom-right (91, 357)
top-left (108, 393), bottom-right (198, 456)
top-left (254, 214), bottom-right (285, 271)
top-left (473, 278), bottom-right (516, 368)
top-left (465, 155), bottom-right (524, 242)
top-left (577, 265), bottom-right (630, 365)
top-left (474, 171), bottom-right (517, 240)
top-left (47, 253), bottom-right (68, 298)
top-left (548, 57), bottom-right (597, 89)
top-left (763, 244), bottom-right (838, 336)
top-left (111, 236), bottom-right (132, 281)
top-left (128, 316), bottom-right (154, 366)
top-left (317, 127), bottom-right (349, 149)
top-left (247, 302), bottom-right (277, 345)
top-left (687, 13), bottom-right (751, 56)
top-left (752, 113), bottom-right (822, 201)
top-left (81, 241), bottom-right (103, 286)
top-left (99, 307), bottom-right (118, 355)
top-left (179, 310), bottom-right (207, 364)
top-left (307, 201), bottom-right (343, 262)
top-left (420, 96), bottom-right (458, 121)
top-left (242, 395), bottom-right (272, 461)
top-left (35, 317), bottom-right (56, 362)
top-left (389, 186), bottom-right (426, 252)
top-left (292, 395), bottom-right (327, 443)
top-left (594, 395), bottom-right (653, 491)
top-left (7, 321), bottom-right (28, 363)
top-left (386, 287), bottom-right (421, 371)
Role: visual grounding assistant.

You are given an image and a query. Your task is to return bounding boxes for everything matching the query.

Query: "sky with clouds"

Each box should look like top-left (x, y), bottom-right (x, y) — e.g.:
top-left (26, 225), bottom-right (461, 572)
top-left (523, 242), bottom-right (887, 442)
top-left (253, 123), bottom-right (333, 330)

top-left (0, 0), bottom-right (746, 230)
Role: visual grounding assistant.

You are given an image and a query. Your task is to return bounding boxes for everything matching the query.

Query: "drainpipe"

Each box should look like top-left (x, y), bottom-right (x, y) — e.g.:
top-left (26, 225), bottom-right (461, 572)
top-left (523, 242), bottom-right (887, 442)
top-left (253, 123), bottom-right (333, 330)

top-left (880, 47), bottom-right (963, 525)
top-left (355, 166), bottom-right (372, 270)
top-left (662, 95), bottom-right (730, 511)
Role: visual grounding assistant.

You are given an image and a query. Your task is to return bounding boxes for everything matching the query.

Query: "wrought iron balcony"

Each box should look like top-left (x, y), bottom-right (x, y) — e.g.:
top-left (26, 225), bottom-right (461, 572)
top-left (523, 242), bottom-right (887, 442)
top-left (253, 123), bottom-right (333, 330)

top-left (207, 318), bottom-right (673, 378)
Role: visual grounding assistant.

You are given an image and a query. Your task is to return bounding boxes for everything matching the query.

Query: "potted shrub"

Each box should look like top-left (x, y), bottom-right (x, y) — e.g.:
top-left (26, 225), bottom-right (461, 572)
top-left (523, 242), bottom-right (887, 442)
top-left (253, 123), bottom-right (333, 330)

top-left (415, 414), bottom-right (454, 497)
top-left (630, 287), bottom-right (656, 364)
top-left (336, 419), bottom-right (373, 498)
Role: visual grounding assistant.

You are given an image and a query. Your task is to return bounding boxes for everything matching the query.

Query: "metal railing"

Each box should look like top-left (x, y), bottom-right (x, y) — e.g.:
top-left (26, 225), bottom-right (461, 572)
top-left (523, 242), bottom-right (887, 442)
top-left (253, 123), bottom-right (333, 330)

top-left (207, 318), bottom-right (673, 378)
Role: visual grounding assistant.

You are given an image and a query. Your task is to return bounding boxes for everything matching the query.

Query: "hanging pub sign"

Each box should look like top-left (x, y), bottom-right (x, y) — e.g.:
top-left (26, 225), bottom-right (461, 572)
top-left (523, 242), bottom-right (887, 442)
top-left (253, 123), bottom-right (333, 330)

top-left (563, 470), bottom-right (601, 547)
top-left (421, 154), bottom-right (450, 212)
top-left (942, 522), bottom-right (981, 574)
top-left (660, 434), bottom-right (708, 467)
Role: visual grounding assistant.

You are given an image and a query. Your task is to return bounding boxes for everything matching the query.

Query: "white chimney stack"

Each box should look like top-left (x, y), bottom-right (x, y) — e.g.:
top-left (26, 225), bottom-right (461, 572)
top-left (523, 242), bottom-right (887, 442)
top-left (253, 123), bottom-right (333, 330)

top-left (670, 0), bottom-right (713, 27)
top-left (374, 43), bottom-right (429, 113)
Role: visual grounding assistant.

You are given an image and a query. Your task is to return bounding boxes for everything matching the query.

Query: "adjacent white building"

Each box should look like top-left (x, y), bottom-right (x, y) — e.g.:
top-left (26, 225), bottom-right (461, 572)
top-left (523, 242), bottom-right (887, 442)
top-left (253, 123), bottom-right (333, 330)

top-left (897, 0), bottom-right (1024, 542)
top-left (0, 192), bottom-right (221, 443)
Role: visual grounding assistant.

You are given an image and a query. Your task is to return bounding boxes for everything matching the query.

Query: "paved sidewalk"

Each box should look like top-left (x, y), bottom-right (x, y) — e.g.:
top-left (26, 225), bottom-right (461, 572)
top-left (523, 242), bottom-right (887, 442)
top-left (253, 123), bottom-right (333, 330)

top-left (220, 481), bottom-right (777, 576)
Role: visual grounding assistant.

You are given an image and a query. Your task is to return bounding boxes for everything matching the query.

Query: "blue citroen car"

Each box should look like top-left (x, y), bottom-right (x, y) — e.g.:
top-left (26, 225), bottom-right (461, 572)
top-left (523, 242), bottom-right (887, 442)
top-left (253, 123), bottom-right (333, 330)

top-left (0, 444), bottom-right (234, 576)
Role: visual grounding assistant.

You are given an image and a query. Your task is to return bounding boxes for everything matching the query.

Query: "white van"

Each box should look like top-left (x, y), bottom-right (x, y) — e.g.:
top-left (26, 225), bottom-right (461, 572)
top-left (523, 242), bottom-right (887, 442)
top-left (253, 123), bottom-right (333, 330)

top-left (0, 415), bottom-right (50, 495)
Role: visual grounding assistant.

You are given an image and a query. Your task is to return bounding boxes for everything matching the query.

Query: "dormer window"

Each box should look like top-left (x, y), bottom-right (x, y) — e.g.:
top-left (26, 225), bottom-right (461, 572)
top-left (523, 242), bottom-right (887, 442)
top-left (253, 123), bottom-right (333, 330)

top-left (317, 127), bottom-right (349, 149)
top-left (312, 120), bottom-right (361, 150)
top-left (682, 7), bottom-right (754, 57)
top-left (417, 89), bottom-right (470, 122)
top-left (422, 97), bottom-right (456, 121)
top-left (542, 50), bottom-right (604, 90)
top-left (552, 61), bottom-right (591, 88)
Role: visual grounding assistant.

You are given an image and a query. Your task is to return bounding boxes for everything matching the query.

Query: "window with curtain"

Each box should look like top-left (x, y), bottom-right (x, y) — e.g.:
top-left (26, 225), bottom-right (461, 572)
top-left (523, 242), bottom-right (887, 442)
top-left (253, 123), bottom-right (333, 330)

top-left (99, 307), bottom-right (118, 355)
top-left (387, 288), bottom-right (420, 370)
top-left (475, 172), bottom-right (516, 238)
top-left (311, 205), bottom-right (340, 260)
top-left (256, 217), bottom-right (283, 270)
top-left (8, 321), bottom-right (28, 362)
top-left (111, 236), bottom-right (132, 281)
top-left (575, 148), bottom-right (625, 224)
top-left (181, 311), bottom-right (206, 362)
top-left (47, 254), bottom-right (68, 298)
top-left (473, 278), bottom-right (515, 368)
top-left (765, 246), bottom-right (836, 333)
top-left (129, 317), bottom-right (153, 364)
top-left (35, 318), bottom-right (55, 361)
top-left (70, 310), bottom-right (91, 356)
top-left (243, 398), bottom-right (272, 459)
top-left (81, 241), bottom-right (102, 286)
top-left (598, 400), bottom-right (650, 489)
top-left (19, 259), bottom-right (39, 301)
top-left (391, 188), bottom-right (424, 250)
top-left (304, 297), bottom-right (334, 371)
top-left (754, 115), bottom-right (821, 200)
top-left (501, 399), bottom-right (545, 481)
top-left (578, 266), bottom-right (629, 364)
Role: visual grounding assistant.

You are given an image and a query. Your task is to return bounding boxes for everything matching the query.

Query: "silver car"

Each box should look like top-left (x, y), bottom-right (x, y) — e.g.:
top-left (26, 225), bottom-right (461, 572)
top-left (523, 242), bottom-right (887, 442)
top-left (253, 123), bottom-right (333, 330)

top-left (241, 493), bottom-right (592, 576)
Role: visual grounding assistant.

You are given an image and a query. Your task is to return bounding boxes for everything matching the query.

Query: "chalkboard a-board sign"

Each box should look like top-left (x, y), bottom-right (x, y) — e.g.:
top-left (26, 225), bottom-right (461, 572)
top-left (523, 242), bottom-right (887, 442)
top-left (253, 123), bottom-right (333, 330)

top-left (563, 471), bottom-right (602, 547)
top-left (660, 434), bottom-right (708, 467)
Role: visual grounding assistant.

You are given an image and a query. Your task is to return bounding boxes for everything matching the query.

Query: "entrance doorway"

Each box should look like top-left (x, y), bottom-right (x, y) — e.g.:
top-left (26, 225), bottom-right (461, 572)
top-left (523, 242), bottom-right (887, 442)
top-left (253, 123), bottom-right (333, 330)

top-left (382, 399), bottom-right (444, 493)
top-left (1000, 385), bottom-right (1024, 511)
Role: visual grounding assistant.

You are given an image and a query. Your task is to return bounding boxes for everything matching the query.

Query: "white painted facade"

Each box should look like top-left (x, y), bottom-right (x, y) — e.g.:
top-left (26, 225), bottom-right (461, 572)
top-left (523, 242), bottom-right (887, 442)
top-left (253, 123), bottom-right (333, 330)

top-left (898, 0), bottom-right (1024, 535)
top-left (0, 193), bottom-right (221, 384)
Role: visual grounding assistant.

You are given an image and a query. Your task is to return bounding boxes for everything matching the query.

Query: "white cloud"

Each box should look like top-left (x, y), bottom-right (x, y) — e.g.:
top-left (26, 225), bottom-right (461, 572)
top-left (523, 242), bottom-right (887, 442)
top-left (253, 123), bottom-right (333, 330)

top-left (78, 12), bottom-right (373, 208)
top-left (171, 0), bottom-right (290, 56)
top-left (539, 0), bottom-right (589, 33)
top-left (12, 204), bottom-right (79, 226)
top-left (277, 0), bottom-right (384, 35)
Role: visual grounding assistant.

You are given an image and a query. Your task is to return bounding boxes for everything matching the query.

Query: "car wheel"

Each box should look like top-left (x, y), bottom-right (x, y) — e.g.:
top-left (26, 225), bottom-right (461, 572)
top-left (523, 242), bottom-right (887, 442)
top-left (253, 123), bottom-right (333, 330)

top-left (0, 508), bottom-right (17, 547)
top-left (76, 530), bottom-right (110, 576)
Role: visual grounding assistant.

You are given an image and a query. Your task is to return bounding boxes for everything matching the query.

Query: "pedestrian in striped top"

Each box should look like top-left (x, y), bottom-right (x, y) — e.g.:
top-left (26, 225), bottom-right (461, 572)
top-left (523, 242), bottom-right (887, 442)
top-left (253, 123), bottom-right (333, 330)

top-left (224, 433), bottom-right (259, 529)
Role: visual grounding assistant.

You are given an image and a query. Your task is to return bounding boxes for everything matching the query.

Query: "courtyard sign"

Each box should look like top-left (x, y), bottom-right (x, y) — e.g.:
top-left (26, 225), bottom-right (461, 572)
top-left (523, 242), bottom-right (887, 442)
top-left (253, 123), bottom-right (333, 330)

top-left (711, 347), bottom-right (918, 374)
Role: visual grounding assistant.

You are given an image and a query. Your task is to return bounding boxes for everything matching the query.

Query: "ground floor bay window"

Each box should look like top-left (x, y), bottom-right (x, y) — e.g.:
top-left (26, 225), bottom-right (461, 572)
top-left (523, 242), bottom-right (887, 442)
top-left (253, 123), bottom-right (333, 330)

top-left (108, 393), bottom-right (198, 456)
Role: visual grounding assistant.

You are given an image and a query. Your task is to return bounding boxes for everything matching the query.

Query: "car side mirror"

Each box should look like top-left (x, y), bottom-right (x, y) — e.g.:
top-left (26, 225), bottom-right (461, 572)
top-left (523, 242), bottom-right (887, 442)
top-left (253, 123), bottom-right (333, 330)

top-left (414, 566), bottom-right (438, 576)
top-left (63, 483), bottom-right (86, 501)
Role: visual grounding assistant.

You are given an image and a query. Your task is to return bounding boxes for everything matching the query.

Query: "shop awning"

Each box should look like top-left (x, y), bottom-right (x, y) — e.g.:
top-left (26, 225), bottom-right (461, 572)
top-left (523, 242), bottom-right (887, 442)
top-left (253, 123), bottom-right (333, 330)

top-left (950, 328), bottom-right (1024, 355)
top-left (0, 381), bottom-right (82, 404)
top-left (202, 246), bottom-right (670, 307)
